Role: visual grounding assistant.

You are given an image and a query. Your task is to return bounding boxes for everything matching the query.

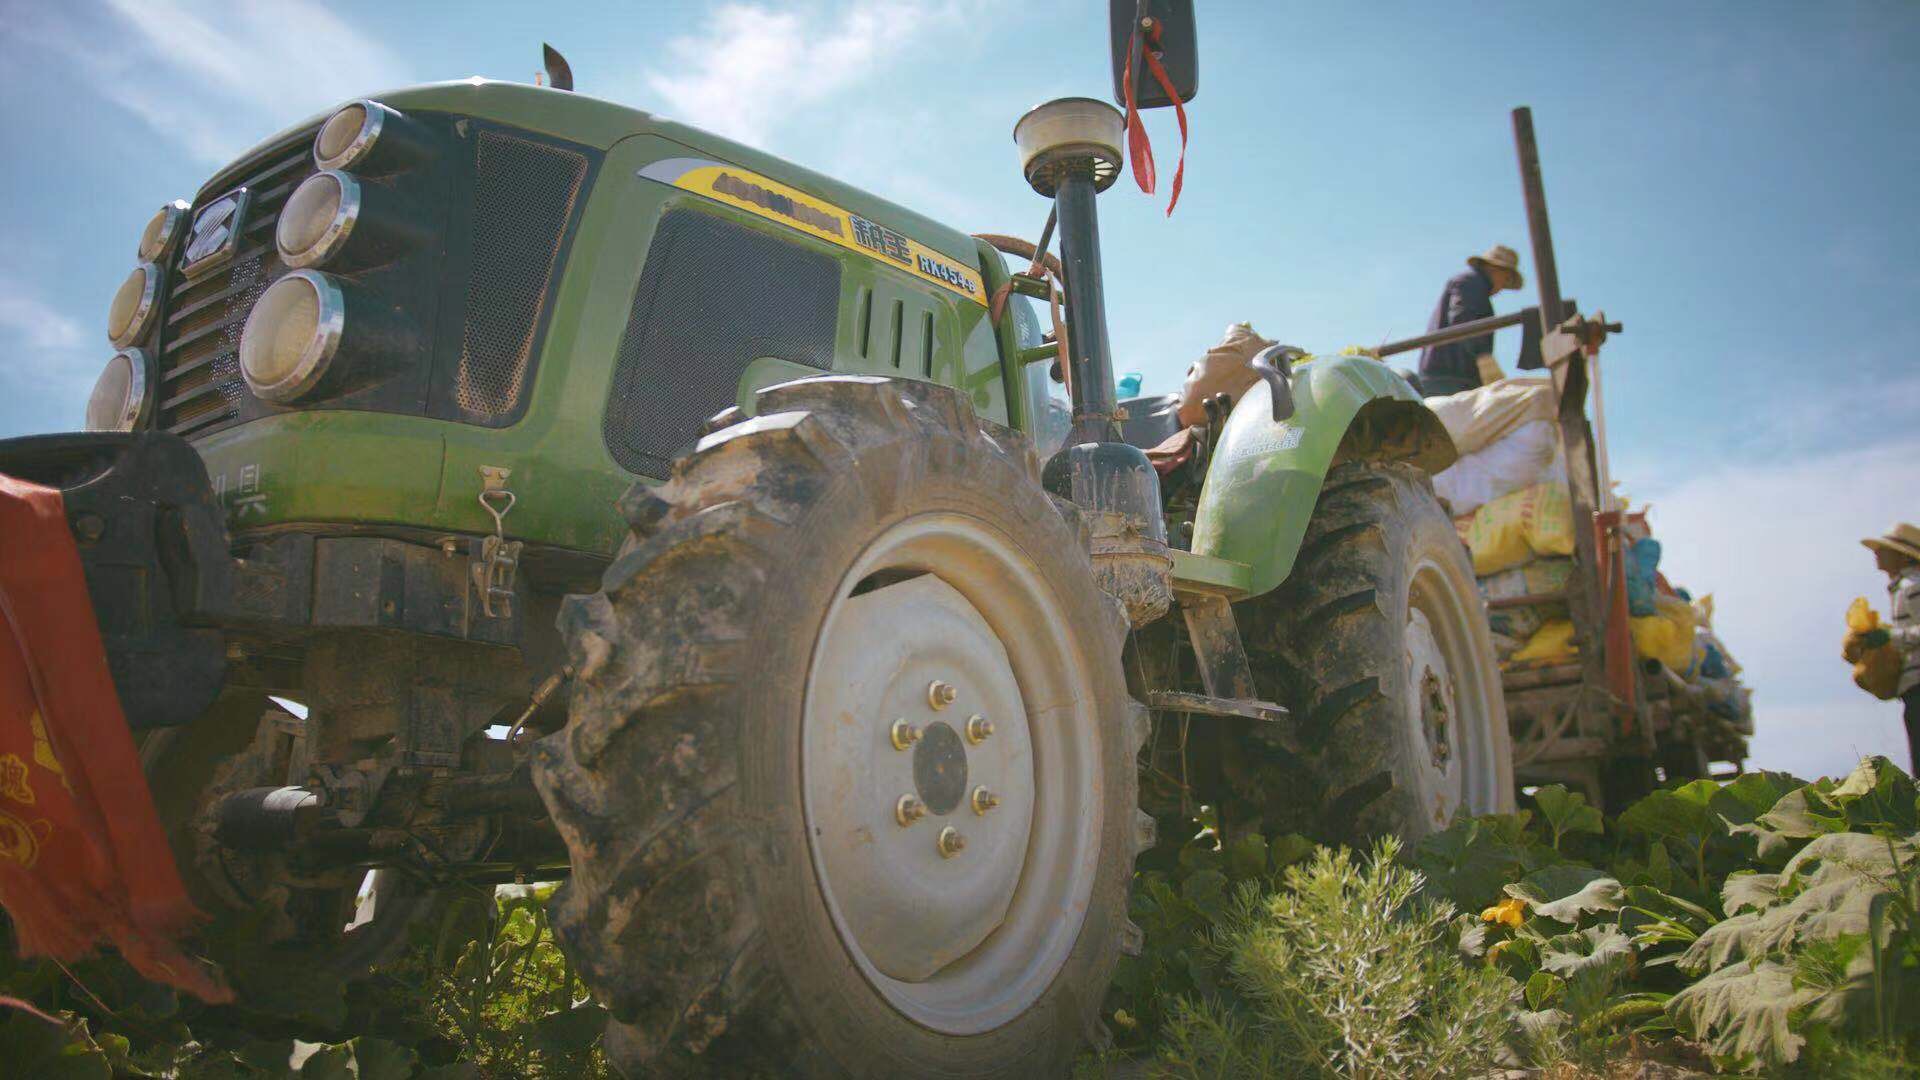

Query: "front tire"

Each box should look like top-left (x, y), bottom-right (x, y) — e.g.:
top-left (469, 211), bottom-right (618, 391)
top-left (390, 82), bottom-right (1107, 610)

top-left (1225, 460), bottom-right (1514, 843)
top-left (534, 376), bottom-right (1149, 1077)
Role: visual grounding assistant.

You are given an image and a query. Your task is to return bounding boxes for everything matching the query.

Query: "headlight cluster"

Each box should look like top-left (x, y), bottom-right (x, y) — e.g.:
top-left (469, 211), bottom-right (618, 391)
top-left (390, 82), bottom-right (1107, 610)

top-left (238, 99), bottom-right (426, 403)
top-left (92, 97), bottom-right (428, 427)
top-left (90, 202), bottom-right (179, 427)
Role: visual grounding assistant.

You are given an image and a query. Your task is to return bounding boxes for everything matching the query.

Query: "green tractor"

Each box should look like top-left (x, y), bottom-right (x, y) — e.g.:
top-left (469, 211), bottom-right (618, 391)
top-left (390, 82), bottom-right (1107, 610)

top-left (2, 9), bottom-right (1528, 1075)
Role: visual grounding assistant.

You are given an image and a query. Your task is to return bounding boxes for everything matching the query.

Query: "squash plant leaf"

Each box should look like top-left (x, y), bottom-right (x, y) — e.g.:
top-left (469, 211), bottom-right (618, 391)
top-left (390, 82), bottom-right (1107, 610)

top-left (1532, 785), bottom-right (1603, 850)
top-left (1666, 959), bottom-right (1810, 1069)
top-left (1505, 865), bottom-right (1624, 923)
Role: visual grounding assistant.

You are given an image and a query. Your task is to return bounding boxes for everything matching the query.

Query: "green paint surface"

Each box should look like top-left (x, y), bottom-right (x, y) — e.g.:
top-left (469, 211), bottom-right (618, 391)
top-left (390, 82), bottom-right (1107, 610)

top-left (194, 91), bottom-right (1031, 561)
top-left (1189, 355), bottom-right (1426, 599)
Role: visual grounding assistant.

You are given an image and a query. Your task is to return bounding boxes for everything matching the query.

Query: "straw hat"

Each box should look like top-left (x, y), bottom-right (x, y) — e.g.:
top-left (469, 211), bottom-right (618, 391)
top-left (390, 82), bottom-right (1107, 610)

top-left (1862, 522), bottom-right (1920, 563)
top-left (1468, 244), bottom-right (1525, 287)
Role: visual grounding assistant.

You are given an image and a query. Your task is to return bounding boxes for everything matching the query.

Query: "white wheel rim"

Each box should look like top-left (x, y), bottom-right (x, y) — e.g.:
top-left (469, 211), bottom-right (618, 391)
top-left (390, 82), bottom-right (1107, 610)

top-left (1403, 556), bottom-right (1505, 830)
top-left (801, 513), bottom-right (1104, 1035)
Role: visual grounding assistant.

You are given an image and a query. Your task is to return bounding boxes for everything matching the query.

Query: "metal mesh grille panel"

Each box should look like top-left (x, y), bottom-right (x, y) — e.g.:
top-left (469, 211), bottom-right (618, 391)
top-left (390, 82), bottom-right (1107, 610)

top-left (157, 140), bottom-right (314, 437)
top-left (456, 131), bottom-right (588, 417)
top-left (602, 209), bottom-right (840, 477)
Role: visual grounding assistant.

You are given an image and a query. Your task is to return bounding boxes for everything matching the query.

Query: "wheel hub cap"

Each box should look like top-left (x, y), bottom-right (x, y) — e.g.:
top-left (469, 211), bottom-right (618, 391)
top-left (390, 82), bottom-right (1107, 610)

top-left (804, 573), bottom-right (1035, 983)
top-left (1405, 607), bottom-right (1463, 825)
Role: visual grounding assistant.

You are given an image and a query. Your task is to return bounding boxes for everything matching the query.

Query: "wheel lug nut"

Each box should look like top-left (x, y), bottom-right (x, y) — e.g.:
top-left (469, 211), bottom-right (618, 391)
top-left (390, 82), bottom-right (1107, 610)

top-left (895, 795), bottom-right (927, 827)
top-left (889, 719), bottom-right (921, 750)
top-left (928, 680), bottom-right (958, 709)
top-left (936, 826), bottom-right (966, 858)
top-left (970, 786), bottom-right (999, 815)
top-left (965, 714), bottom-right (994, 744)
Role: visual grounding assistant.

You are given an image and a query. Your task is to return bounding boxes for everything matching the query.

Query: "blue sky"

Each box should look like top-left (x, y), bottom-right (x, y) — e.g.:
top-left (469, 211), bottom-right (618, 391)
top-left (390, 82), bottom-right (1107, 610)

top-left (2, 1), bottom-right (1915, 778)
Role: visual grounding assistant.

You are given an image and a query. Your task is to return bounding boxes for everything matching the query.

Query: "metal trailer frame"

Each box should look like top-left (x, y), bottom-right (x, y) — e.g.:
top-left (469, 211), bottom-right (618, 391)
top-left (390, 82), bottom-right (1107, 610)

top-left (1371, 107), bottom-right (1729, 806)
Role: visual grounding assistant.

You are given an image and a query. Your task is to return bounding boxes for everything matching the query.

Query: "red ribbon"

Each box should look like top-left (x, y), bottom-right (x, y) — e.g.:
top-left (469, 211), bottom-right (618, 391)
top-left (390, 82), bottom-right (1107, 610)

top-left (1122, 19), bottom-right (1189, 216)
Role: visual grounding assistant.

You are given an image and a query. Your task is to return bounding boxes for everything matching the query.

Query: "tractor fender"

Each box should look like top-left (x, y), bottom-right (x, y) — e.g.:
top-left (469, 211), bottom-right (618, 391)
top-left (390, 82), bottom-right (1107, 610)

top-left (1189, 355), bottom-right (1456, 599)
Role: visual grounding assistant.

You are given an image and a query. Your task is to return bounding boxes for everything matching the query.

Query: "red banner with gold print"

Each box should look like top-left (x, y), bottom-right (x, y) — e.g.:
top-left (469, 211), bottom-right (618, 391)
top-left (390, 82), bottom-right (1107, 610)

top-left (0, 472), bottom-right (229, 1002)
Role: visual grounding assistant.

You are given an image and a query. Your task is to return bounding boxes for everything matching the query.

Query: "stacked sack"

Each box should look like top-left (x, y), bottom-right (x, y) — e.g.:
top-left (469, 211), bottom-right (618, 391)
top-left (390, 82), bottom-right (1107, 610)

top-left (1427, 381), bottom-right (1714, 675)
top-left (1427, 379), bottom-right (1575, 667)
top-left (1458, 482), bottom-right (1579, 666)
top-left (1426, 378), bottom-right (1562, 518)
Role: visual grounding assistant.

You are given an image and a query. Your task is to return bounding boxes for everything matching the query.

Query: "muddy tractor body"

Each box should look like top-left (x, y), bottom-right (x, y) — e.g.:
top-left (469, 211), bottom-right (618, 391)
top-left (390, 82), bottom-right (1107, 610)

top-left (0, 15), bottom-right (1621, 1072)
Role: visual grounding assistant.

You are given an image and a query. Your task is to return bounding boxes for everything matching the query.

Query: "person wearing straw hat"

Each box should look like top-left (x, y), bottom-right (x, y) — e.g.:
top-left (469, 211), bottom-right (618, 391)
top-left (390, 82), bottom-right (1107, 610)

top-left (1860, 523), bottom-right (1920, 770)
top-left (1415, 245), bottom-right (1525, 397)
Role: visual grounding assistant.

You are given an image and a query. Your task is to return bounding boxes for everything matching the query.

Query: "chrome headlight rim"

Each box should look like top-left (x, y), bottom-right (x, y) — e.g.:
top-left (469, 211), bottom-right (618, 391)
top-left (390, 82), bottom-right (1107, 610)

top-left (314, 99), bottom-right (386, 172)
top-left (277, 170), bottom-right (363, 270)
top-left (139, 200), bottom-right (192, 262)
top-left (107, 262), bottom-right (162, 347)
top-left (85, 347), bottom-right (152, 432)
top-left (239, 270), bottom-right (346, 403)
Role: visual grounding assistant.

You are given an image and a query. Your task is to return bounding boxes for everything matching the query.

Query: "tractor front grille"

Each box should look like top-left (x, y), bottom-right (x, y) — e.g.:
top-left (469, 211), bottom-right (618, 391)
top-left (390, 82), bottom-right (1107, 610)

top-left (156, 135), bottom-right (317, 437)
top-left (146, 118), bottom-right (595, 439)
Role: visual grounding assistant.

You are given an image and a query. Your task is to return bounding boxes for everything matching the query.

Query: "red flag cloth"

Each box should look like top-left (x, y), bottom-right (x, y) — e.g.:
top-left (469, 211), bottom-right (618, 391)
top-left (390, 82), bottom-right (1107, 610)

top-left (1122, 19), bottom-right (1190, 217)
top-left (0, 472), bottom-right (229, 1002)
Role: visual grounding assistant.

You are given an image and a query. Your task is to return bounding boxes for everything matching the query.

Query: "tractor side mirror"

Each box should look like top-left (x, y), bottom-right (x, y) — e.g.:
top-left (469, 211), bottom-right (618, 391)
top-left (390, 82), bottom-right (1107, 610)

top-left (1109, 0), bottom-right (1197, 109)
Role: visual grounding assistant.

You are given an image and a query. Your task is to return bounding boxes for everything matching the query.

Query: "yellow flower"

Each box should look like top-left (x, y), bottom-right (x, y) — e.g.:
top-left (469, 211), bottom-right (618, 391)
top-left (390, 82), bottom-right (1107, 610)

top-left (1480, 897), bottom-right (1526, 928)
top-left (1113, 1009), bottom-right (1137, 1030)
top-left (1488, 940), bottom-right (1511, 962)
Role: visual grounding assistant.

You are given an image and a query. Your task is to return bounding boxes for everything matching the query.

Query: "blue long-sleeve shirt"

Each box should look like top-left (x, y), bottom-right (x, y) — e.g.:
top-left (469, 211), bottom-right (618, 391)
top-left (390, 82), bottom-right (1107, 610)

top-left (1417, 267), bottom-right (1494, 387)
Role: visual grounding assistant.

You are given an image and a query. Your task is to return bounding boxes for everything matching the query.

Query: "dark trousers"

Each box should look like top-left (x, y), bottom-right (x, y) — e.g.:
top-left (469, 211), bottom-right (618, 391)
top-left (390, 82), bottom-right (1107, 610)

top-left (1906, 686), bottom-right (1920, 775)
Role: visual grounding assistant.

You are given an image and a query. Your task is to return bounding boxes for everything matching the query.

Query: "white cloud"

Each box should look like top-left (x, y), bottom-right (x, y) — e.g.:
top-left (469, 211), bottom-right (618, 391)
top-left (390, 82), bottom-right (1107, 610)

top-left (639, 1), bottom-right (962, 148)
top-left (0, 272), bottom-right (98, 428)
top-left (18, 0), bottom-right (414, 166)
top-left (1633, 438), bottom-right (1917, 778)
top-left (0, 289), bottom-right (85, 352)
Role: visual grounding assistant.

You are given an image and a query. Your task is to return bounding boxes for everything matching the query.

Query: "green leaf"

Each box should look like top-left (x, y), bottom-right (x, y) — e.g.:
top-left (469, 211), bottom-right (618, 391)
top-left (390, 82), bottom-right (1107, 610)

top-left (1643, 837), bottom-right (1674, 891)
top-left (1179, 869), bottom-right (1230, 919)
top-left (1524, 970), bottom-right (1565, 1010)
top-left (1756, 780), bottom-right (1844, 841)
top-left (1620, 884), bottom-right (1715, 952)
top-left (1222, 832), bottom-right (1268, 880)
top-left (1532, 785), bottom-right (1604, 848)
top-left (1618, 781), bottom-right (1720, 848)
top-left (1539, 924), bottom-right (1634, 981)
top-left (1266, 833), bottom-right (1315, 874)
top-left (0, 1012), bottom-right (113, 1080)
top-left (1453, 915), bottom-right (1489, 958)
top-left (1505, 865), bottom-right (1624, 923)
top-left (527, 1001), bottom-right (608, 1058)
top-left (1410, 816), bottom-right (1550, 910)
top-left (1682, 833), bottom-right (1915, 974)
top-left (1791, 933), bottom-right (1876, 1032)
top-left (1828, 756), bottom-right (1919, 834)
top-left (1721, 871), bottom-right (1781, 916)
top-left (1710, 770), bottom-right (1804, 827)
top-left (1666, 958), bottom-right (1810, 1068)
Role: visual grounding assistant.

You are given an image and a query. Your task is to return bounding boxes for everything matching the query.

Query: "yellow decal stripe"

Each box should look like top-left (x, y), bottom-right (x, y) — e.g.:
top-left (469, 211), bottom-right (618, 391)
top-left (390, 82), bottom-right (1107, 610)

top-left (645, 159), bottom-right (987, 306)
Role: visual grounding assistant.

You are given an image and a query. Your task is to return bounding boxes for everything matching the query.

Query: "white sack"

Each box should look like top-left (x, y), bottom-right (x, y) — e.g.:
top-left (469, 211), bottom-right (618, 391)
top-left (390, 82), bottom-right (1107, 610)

top-left (1432, 419), bottom-right (1559, 516)
top-left (1423, 377), bottom-right (1556, 457)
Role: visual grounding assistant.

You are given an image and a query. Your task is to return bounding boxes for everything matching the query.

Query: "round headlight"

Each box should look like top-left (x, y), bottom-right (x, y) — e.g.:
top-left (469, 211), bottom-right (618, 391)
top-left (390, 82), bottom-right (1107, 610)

top-left (139, 200), bottom-right (191, 262)
top-left (239, 270), bottom-right (344, 402)
top-left (277, 171), bottom-right (361, 269)
top-left (107, 262), bottom-right (161, 347)
top-left (84, 348), bottom-right (151, 432)
top-left (316, 100), bottom-right (384, 171)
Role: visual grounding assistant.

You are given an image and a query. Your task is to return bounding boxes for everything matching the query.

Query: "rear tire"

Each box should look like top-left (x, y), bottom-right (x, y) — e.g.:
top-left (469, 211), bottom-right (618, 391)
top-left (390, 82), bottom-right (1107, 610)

top-left (534, 376), bottom-right (1149, 1077)
top-left (1222, 460), bottom-right (1513, 843)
